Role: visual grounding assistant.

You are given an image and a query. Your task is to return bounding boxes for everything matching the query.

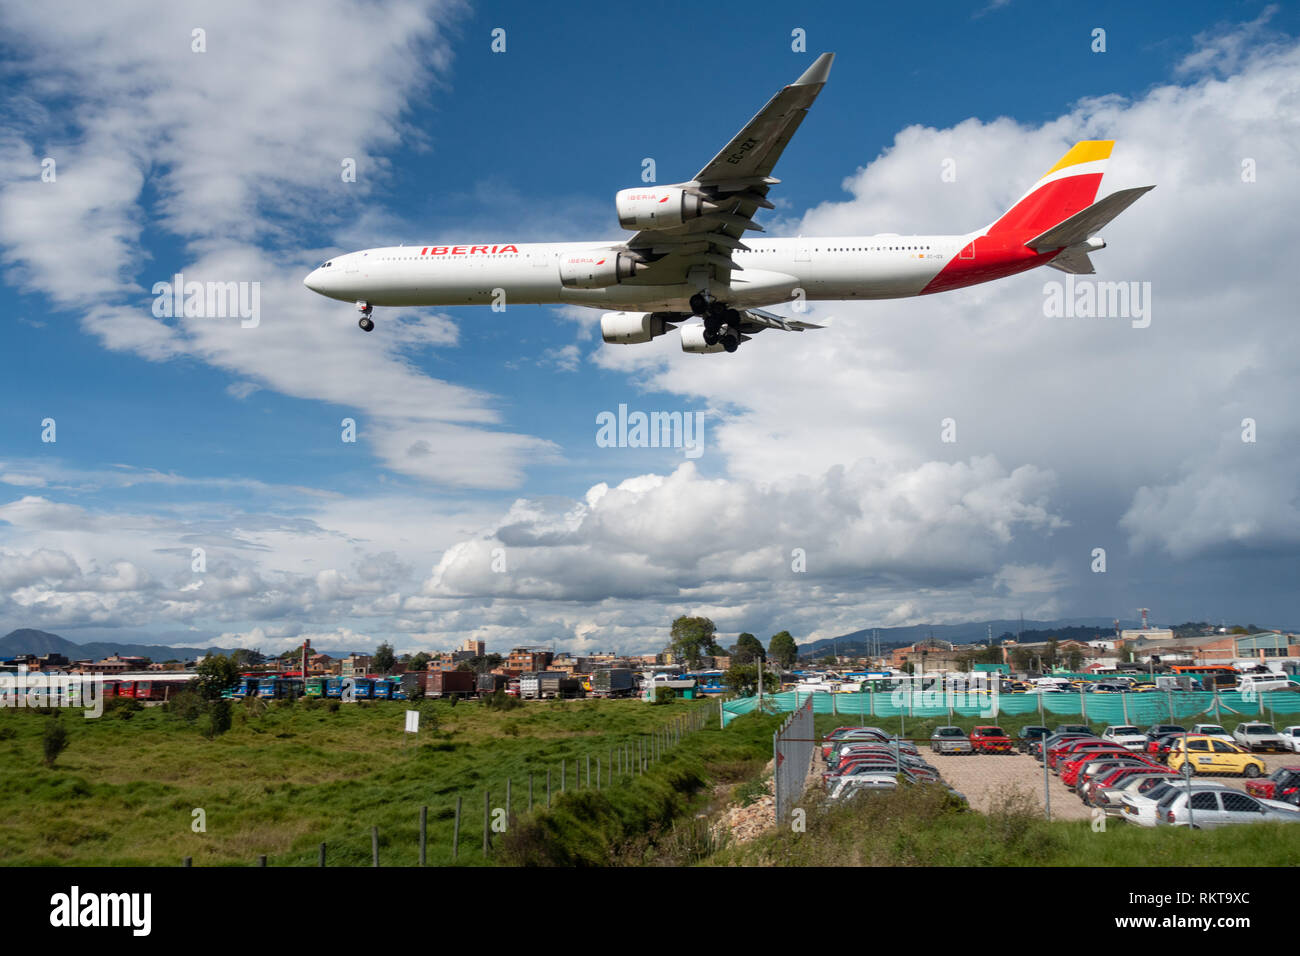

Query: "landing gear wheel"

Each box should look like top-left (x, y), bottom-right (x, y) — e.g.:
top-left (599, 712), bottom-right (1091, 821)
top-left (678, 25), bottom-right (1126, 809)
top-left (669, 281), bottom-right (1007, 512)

top-left (722, 335), bottom-right (739, 353)
top-left (702, 328), bottom-right (719, 346)
top-left (689, 293), bottom-right (710, 316)
top-left (358, 316), bottom-right (374, 332)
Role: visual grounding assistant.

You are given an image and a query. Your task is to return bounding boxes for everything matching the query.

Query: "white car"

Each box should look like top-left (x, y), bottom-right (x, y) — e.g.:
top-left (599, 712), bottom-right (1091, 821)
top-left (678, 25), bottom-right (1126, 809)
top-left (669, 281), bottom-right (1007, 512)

top-left (1155, 787), bottom-right (1300, 829)
top-left (1232, 722), bottom-right (1290, 753)
top-left (1190, 724), bottom-right (1234, 744)
top-left (1279, 726), bottom-right (1300, 753)
top-left (828, 773), bottom-right (898, 800)
top-left (1101, 725), bottom-right (1148, 750)
top-left (1119, 779), bottom-right (1231, 827)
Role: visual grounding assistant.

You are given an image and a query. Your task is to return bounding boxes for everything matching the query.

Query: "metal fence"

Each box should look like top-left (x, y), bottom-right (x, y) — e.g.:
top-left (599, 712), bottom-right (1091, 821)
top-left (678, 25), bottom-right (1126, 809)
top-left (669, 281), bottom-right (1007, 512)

top-left (773, 695), bottom-right (815, 825)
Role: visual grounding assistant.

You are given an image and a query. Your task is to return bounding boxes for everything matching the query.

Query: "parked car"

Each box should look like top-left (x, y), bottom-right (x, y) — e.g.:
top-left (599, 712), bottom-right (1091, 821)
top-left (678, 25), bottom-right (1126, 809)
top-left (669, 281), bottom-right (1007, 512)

top-left (931, 726), bottom-right (975, 754)
top-left (1145, 733), bottom-right (1185, 763)
top-left (1190, 724), bottom-right (1234, 744)
top-left (1049, 739), bottom-right (1119, 772)
top-left (1101, 725), bottom-right (1148, 750)
top-left (1280, 727), bottom-right (1300, 754)
top-left (969, 726), bottom-right (1015, 754)
top-left (1144, 724), bottom-right (1186, 741)
top-left (1166, 736), bottom-right (1266, 777)
top-left (827, 773), bottom-right (898, 799)
top-left (1061, 750), bottom-right (1135, 790)
top-left (1244, 766), bottom-right (1300, 806)
top-left (1155, 787), bottom-right (1300, 828)
top-left (1015, 726), bottom-right (1051, 753)
top-left (1032, 731), bottom-right (1094, 761)
top-left (1232, 722), bottom-right (1290, 753)
top-left (821, 727), bottom-right (894, 760)
top-left (1119, 779), bottom-right (1231, 827)
top-left (1088, 768), bottom-right (1177, 810)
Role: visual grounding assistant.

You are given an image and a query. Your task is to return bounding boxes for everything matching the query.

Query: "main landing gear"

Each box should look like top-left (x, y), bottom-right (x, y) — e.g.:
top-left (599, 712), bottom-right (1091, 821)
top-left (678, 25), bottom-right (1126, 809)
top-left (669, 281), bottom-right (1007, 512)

top-left (689, 293), bottom-right (742, 352)
top-left (356, 301), bottom-right (374, 332)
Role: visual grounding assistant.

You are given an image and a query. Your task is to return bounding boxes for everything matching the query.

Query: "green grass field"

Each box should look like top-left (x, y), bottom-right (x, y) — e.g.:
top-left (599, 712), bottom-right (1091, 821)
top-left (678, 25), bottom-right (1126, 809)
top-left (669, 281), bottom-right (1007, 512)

top-left (0, 695), bottom-right (751, 866)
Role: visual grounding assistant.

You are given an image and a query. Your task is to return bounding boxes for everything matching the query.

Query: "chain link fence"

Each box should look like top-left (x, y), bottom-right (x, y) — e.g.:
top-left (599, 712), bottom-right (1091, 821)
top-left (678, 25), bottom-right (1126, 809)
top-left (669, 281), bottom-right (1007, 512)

top-left (773, 694), bottom-right (815, 825)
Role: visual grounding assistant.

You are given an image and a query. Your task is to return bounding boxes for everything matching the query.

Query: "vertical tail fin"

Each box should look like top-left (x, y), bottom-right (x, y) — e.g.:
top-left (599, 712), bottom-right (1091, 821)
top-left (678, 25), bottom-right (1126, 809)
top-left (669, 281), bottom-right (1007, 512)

top-left (986, 140), bottom-right (1114, 241)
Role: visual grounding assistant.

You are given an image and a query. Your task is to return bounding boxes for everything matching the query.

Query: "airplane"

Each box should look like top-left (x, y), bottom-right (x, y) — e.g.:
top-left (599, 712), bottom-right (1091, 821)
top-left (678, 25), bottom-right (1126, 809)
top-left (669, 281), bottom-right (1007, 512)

top-left (303, 52), bottom-right (1153, 353)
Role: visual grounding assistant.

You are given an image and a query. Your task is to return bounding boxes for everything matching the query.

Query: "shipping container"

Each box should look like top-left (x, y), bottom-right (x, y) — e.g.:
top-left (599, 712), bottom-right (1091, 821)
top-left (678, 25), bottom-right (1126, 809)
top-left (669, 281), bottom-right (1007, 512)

top-left (423, 670), bottom-right (476, 698)
top-left (592, 668), bottom-right (635, 698)
top-left (476, 673), bottom-right (509, 695)
top-left (538, 672), bottom-right (582, 699)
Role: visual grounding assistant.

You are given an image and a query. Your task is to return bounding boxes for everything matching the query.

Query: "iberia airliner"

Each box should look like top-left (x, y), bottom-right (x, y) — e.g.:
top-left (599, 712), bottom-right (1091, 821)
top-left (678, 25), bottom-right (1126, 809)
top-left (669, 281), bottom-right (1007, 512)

top-left (303, 53), bottom-right (1152, 353)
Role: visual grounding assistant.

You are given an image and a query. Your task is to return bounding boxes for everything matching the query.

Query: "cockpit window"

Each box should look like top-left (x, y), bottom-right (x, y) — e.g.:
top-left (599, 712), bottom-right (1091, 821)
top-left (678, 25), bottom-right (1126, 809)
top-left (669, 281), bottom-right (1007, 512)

top-left (323, 261), bottom-right (333, 268)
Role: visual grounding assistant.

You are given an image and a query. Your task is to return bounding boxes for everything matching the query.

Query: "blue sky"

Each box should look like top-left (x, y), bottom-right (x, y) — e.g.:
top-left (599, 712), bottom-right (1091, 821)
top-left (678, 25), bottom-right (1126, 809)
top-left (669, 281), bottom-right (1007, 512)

top-left (1, 1), bottom-right (1298, 654)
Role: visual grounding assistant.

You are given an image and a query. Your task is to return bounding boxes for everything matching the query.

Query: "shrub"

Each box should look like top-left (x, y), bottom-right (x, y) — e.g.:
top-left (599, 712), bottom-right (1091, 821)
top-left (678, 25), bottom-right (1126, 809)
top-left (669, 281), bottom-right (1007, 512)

top-left (201, 700), bottom-right (232, 739)
top-left (653, 687), bottom-right (675, 705)
top-left (481, 690), bottom-right (522, 712)
top-left (42, 717), bottom-right (69, 767)
top-left (0, 727), bottom-right (16, 741)
top-left (300, 696), bottom-right (320, 710)
top-left (166, 690), bottom-right (205, 722)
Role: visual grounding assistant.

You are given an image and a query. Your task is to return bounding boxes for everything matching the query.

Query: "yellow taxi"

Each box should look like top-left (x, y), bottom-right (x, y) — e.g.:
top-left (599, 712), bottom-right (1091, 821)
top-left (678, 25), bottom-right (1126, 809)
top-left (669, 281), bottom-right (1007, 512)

top-left (1166, 735), bottom-right (1266, 778)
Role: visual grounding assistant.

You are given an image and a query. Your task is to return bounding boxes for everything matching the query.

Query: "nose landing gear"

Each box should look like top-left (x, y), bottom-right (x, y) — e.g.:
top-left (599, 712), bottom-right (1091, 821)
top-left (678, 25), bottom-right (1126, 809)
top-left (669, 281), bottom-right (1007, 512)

top-left (356, 301), bottom-right (374, 332)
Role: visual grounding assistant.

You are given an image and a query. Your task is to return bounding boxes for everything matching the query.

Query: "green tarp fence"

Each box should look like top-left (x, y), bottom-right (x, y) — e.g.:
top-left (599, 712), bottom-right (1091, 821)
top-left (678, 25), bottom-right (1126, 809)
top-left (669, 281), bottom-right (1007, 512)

top-left (721, 690), bottom-right (1300, 727)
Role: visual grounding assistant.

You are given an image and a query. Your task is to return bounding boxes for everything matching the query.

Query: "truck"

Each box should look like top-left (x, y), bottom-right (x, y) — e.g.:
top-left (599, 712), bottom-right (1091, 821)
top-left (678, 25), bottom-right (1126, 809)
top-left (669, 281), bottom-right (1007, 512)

top-left (539, 672), bottom-right (582, 699)
top-left (476, 673), bottom-right (510, 696)
top-left (422, 669), bottom-right (476, 699)
top-left (592, 668), bottom-right (635, 698)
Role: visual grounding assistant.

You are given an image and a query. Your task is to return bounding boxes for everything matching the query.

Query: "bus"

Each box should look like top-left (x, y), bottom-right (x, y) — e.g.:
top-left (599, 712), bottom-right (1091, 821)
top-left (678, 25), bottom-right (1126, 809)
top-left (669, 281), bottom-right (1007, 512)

top-left (1168, 664), bottom-right (1238, 690)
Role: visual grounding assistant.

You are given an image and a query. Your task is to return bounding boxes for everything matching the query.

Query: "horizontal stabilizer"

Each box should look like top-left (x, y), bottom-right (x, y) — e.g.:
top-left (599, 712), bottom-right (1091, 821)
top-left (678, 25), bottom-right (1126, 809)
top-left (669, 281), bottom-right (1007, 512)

top-left (1026, 185), bottom-right (1155, 251)
top-left (1045, 248), bottom-right (1095, 275)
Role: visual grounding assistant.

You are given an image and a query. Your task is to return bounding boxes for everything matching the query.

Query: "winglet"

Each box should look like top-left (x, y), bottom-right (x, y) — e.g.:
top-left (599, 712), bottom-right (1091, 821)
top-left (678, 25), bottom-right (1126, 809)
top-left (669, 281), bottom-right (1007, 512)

top-left (794, 52), bottom-right (834, 87)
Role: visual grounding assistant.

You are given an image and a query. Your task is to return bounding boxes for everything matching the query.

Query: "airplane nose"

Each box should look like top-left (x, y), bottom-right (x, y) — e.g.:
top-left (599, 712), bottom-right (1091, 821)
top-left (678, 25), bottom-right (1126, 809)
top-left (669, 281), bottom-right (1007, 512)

top-left (303, 269), bottom-right (321, 293)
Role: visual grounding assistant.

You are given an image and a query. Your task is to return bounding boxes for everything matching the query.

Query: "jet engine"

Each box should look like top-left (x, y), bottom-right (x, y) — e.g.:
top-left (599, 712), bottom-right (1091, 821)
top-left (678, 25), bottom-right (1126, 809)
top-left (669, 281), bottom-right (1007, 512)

top-left (679, 325), bottom-right (727, 353)
top-left (600, 311), bottom-right (673, 345)
top-left (615, 187), bottom-right (718, 230)
top-left (558, 251), bottom-right (644, 289)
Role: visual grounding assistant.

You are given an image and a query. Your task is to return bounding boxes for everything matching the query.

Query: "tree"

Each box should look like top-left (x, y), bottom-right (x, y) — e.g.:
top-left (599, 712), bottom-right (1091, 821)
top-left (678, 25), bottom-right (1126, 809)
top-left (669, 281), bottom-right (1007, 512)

top-left (1044, 639), bottom-right (1060, 669)
top-left (373, 642), bottom-right (396, 675)
top-left (43, 717), bottom-right (68, 767)
top-left (1009, 648), bottom-right (1034, 673)
top-left (730, 633), bottom-right (765, 665)
top-left (768, 631), bottom-right (798, 670)
top-left (667, 616), bottom-right (720, 668)
top-left (409, 652), bottom-right (431, 671)
top-left (723, 661), bottom-right (763, 696)
top-left (1066, 649), bottom-right (1084, 671)
top-left (194, 653), bottom-right (240, 700)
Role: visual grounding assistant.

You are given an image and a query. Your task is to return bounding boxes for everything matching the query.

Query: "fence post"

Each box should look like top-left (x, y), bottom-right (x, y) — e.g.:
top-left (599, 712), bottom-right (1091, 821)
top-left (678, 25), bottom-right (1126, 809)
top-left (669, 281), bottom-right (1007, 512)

top-left (586, 753), bottom-right (591, 787)
top-left (371, 826), bottom-right (379, 867)
top-left (183, 857), bottom-right (191, 867)
top-left (453, 796), bottom-right (461, 860)
top-left (483, 790), bottom-right (490, 856)
top-left (419, 806), bottom-right (427, 867)
top-left (259, 855), bottom-right (267, 867)
top-left (1122, 691), bottom-right (1129, 725)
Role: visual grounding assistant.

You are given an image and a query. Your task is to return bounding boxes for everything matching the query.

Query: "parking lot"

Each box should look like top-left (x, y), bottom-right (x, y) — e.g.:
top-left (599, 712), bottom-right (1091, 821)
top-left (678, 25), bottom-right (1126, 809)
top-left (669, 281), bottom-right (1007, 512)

top-left (926, 750), bottom-right (1298, 821)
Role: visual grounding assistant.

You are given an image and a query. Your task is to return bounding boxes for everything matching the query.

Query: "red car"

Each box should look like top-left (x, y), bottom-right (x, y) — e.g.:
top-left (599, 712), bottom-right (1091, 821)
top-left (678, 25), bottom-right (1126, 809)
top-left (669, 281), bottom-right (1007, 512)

top-left (1061, 749), bottom-right (1133, 789)
top-left (1245, 766), bottom-right (1300, 805)
top-left (1083, 764), bottom-right (1175, 807)
top-left (1049, 739), bottom-right (1115, 772)
top-left (969, 726), bottom-right (1015, 754)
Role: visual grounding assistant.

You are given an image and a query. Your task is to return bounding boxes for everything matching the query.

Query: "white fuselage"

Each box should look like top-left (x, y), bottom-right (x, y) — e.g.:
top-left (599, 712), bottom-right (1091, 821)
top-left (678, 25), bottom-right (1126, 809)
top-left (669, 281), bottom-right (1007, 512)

top-left (302, 234), bottom-right (971, 313)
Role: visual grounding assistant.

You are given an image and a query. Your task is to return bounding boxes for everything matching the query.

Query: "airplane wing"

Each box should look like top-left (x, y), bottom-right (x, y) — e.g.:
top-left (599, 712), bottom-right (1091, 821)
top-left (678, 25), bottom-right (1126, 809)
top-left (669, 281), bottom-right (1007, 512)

top-left (625, 53), bottom-right (835, 287)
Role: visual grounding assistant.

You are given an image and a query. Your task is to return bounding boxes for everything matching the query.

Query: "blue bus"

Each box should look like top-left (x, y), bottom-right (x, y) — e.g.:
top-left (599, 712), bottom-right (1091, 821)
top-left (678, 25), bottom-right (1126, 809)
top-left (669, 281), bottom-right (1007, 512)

top-left (685, 670), bottom-right (725, 695)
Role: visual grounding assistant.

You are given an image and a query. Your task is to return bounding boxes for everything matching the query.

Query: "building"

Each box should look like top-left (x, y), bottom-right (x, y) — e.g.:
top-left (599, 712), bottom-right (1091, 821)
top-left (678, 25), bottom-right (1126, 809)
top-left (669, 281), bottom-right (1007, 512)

top-left (341, 654), bottom-right (372, 677)
top-left (506, 648), bottom-right (554, 673)
top-left (460, 638), bottom-right (486, 657)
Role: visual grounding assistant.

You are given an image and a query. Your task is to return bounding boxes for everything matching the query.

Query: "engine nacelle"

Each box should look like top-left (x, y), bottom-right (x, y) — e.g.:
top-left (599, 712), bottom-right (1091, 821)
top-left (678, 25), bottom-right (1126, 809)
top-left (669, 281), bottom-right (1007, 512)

top-left (558, 251), bottom-right (643, 289)
top-left (615, 187), bottom-right (716, 230)
top-left (601, 311), bottom-right (672, 345)
top-left (679, 325), bottom-right (727, 354)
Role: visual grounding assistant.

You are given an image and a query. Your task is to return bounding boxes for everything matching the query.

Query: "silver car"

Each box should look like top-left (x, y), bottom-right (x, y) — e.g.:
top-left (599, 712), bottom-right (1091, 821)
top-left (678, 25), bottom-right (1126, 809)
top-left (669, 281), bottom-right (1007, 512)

top-left (1155, 787), bottom-right (1300, 828)
top-left (1232, 722), bottom-right (1289, 752)
top-left (931, 726), bottom-right (975, 754)
top-left (1119, 779), bottom-right (1231, 827)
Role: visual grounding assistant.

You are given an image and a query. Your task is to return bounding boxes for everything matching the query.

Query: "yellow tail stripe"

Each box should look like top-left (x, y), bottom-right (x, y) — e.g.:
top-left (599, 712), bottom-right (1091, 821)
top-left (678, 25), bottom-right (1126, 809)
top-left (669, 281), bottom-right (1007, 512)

top-left (1042, 140), bottom-right (1114, 177)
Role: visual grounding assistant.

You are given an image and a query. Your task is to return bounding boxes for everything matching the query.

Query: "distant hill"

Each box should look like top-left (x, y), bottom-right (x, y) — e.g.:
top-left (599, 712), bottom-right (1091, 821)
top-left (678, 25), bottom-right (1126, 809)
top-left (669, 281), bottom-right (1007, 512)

top-left (0, 628), bottom-right (236, 663)
top-left (800, 618), bottom-right (1124, 659)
